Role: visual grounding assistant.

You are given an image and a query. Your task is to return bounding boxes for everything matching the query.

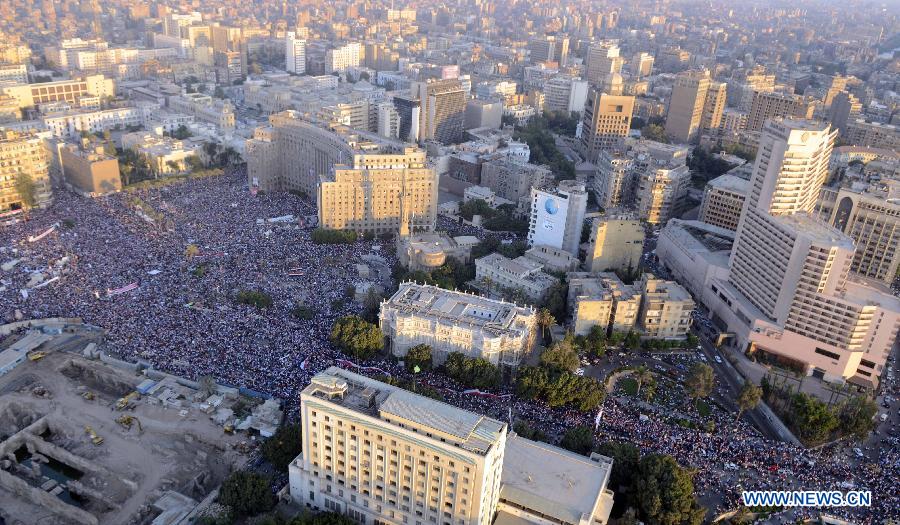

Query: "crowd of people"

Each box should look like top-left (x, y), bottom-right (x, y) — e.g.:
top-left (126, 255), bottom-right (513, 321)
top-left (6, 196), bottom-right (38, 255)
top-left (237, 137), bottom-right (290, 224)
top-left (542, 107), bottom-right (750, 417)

top-left (0, 169), bottom-right (895, 522)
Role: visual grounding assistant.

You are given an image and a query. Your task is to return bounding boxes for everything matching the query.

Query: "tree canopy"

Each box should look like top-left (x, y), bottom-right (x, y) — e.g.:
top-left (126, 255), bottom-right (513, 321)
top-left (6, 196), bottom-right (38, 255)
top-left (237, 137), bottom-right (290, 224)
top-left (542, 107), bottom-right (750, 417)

top-left (539, 339), bottom-right (580, 373)
top-left (560, 425), bottom-right (594, 455)
top-left (405, 344), bottom-right (433, 373)
top-left (515, 366), bottom-right (605, 411)
top-left (261, 423), bottom-right (302, 471)
top-left (442, 352), bottom-right (501, 390)
top-left (218, 471), bottom-right (275, 517)
top-left (633, 454), bottom-right (706, 525)
top-left (330, 315), bottom-right (383, 360)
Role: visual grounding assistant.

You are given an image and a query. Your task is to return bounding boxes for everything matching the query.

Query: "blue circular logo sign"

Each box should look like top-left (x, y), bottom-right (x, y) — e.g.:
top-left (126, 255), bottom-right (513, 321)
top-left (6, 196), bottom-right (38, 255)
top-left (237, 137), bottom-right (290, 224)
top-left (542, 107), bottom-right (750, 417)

top-left (544, 198), bottom-right (558, 215)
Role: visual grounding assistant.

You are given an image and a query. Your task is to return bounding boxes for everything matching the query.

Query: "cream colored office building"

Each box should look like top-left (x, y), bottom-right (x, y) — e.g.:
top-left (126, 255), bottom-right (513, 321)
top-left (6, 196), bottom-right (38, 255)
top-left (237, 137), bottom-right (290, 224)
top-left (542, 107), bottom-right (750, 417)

top-left (318, 146), bottom-right (438, 235)
top-left (824, 186), bottom-right (900, 284)
top-left (379, 283), bottom-right (537, 368)
top-left (584, 216), bottom-right (644, 273)
top-left (289, 368), bottom-right (616, 525)
top-left (663, 70), bottom-right (725, 144)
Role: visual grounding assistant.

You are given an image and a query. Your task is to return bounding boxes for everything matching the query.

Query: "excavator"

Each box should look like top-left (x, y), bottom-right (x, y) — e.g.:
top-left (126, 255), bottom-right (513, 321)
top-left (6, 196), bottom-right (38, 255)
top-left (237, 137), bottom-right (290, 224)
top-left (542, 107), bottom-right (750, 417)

top-left (84, 426), bottom-right (103, 446)
top-left (115, 391), bottom-right (139, 410)
top-left (115, 415), bottom-right (143, 433)
top-left (27, 351), bottom-right (47, 361)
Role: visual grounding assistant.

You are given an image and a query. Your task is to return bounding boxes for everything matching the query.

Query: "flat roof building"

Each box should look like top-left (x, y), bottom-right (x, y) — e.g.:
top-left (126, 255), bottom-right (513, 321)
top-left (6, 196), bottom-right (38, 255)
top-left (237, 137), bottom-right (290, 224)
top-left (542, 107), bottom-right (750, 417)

top-left (289, 368), bottom-right (616, 525)
top-left (567, 272), bottom-right (641, 336)
top-left (475, 253), bottom-right (558, 302)
top-left (698, 171), bottom-right (750, 231)
top-left (379, 283), bottom-right (537, 368)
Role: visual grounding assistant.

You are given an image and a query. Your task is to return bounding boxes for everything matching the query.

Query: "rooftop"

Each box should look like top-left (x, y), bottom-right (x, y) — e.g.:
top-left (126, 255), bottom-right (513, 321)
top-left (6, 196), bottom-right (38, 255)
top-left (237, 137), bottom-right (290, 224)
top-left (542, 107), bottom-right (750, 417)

top-left (382, 283), bottom-right (535, 338)
top-left (707, 173), bottom-right (751, 194)
top-left (500, 435), bottom-right (612, 524)
top-left (304, 367), bottom-right (506, 455)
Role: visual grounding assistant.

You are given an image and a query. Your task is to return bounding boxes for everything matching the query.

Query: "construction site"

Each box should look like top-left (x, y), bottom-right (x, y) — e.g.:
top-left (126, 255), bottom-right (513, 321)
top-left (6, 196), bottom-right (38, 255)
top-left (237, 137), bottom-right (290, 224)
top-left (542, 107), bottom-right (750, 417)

top-left (0, 320), bottom-right (275, 525)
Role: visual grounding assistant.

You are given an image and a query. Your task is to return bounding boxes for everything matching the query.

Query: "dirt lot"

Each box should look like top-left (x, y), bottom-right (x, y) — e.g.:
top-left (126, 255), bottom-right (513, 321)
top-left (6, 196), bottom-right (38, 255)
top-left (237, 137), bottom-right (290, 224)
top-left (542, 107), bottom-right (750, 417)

top-left (0, 350), bottom-right (249, 525)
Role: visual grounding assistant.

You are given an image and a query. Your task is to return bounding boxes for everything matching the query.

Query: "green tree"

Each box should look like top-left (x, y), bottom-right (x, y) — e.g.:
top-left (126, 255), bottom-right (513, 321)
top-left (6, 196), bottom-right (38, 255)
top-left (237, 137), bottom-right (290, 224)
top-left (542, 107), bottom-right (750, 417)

top-left (405, 344), bottom-right (433, 373)
top-left (540, 339), bottom-right (580, 373)
top-left (442, 352), bottom-right (501, 390)
top-left (542, 282), bottom-right (568, 322)
top-left (14, 172), bottom-right (37, 212)
top-left (633, 455), bottom-right (705, 525)
top-left (685, 363), bottom-right (715, 409)
top-left (641, 124), bottom-right (669, 143)
top-left (596, 440), bottom-right (640, 492)
top-left (560, 425), bottom-right (594, 455)
top-left (634, 366), bottom-right (653, 397)
top-left (330, 316), bottom-right (383, 360)
top-left (512, 420), bottom-right (548, 442)
top-left (218, 470), bottom-right (274, 517)
top-left (791, 392), bottom-right (838, 444)
top-left (235, 289), bottom-right (273, 309)
top-left (837, 396), bottom-right (878, 441)
top-left (261, 423), bottom-right (302, 471)
top-left (736, 381), bottom-right (762, 421)
top-left (536, 308), bottom-right (555, 341)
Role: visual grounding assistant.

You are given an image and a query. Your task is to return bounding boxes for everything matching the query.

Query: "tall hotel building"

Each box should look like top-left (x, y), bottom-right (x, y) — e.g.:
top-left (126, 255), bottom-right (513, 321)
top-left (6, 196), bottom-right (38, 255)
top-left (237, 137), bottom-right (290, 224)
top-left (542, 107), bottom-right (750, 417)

top-left (663, 70), bottom-right (725, 144)
top-left (708, 120), bottom-right (900, 386)
top-left (290, 368), bottom-right (615, 525)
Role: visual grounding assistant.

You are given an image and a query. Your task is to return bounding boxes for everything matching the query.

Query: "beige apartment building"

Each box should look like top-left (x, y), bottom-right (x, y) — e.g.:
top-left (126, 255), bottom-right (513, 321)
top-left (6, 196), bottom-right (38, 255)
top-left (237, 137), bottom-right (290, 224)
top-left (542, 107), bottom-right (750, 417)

top-left (638, 274), bottom-right (694, 339)
top-left (842, 119), bottom-right (900, 151)
top-left (567, 272), bottom-right (641, 336)
top-left (58, 142), bottom-right (121, 195)
top-left (479, 159), bottom-right (554, 203)
top-left (698, 172), bottom-right (750, 231)
top-left (746, 91), bottom-right (815, 132)
top-left (636, 162), bottom-right (690, 225)
top-left (379, 283), bottom-right (537, 368)
top-left (167, 93), bottom-right (236, 131)
top-left (578, 90), bottom-right (634, 162)
top-left (584, 216), bottom-right (644, 273)
top-left (593, 150), bottom-right (635, 209)
top-left (318, 146), bottom-right (438, 235)
top-left (289, 368), bottom-right (616, 525)
top-left (664, 70), bottom-right (725, 144)
top-left (0, 130), bottom-right (52, 212)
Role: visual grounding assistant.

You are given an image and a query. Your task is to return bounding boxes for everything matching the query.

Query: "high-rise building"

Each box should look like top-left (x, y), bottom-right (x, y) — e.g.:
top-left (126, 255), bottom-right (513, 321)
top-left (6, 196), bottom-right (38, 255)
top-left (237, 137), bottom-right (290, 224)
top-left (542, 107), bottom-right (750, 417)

top-left (289, 368), bottom-right (616, 525)
top-left (698, 171), bottom-right (751, 231)
top-left (543, 75), bottom-right (589, 114)
top-left (411, 79), bottom-right (467, 145)
top-left (664, 70), bottom-right (725, 144)
top-left (465, 99), bottom-right (503, 130)
top-left (578, 90), bottom-right (634, 162)
top-left (842, 120), bottom-right (900, 151)
top-left (828, 91), bottom-right (862, 135)
top-left (584, 216), bottom-right (645, 274)
top-left (285, 32), bottom-right (306, 74)
top-left (317, 146), bottom-right (438, 235)
top-left (527, 180), bottom-right (588, 256)
top-left (630, 53), bottom-right (654, 79)
top-left (719, 119), bottom-right (900, 385)
top-left (0, 130), bottom-right (52, 212)
top-left (585, 42), bottom-right (623, 86)
top-left (326, 42), bottom-right (362, 73)
top-left (567, 272), bottom-right (641, 335)
top-left (593, 150), bottom-right (635, 209)
top-left (636, 162), bottom-right (690, 225)
top-left (392, 95), bottom-right (421, 143)
top-left (746, 91), bottom-right (815, 132)
top-left (825, 186), bottom-right (900, 284)
top-left (528, 35), bottom-right (569, 65)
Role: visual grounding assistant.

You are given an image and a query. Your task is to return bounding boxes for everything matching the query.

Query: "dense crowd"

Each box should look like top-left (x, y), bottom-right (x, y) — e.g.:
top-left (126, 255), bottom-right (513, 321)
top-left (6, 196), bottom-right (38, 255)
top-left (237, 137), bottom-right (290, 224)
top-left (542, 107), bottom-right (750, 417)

top-left (0, 170), bottom-right (895, 522)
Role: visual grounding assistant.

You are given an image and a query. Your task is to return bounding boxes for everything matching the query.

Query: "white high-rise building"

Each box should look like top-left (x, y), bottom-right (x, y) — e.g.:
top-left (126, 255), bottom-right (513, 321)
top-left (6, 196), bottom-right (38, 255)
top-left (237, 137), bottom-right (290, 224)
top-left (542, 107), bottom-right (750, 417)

top-left (708, 119), bottom-right (900, 386)
top-left (285, 32), bottom-right (306, 74)
top-left (326, 42), bottom-right (362, 73)
top-left (528, 180), bottom-right (588, 256)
